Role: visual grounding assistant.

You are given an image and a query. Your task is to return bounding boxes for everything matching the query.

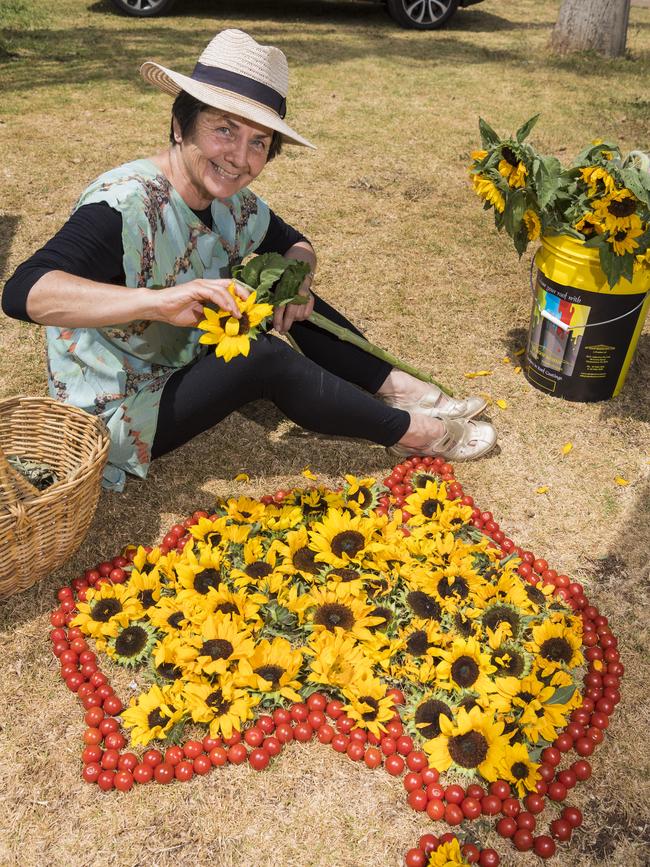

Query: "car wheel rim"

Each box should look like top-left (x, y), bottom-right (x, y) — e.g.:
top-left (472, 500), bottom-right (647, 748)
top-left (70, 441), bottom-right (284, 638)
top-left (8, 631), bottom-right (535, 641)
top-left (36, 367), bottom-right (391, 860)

top-left (123, 0), bottom-right (165, 10)
top-left (402, 0), bottom-right (451, 24)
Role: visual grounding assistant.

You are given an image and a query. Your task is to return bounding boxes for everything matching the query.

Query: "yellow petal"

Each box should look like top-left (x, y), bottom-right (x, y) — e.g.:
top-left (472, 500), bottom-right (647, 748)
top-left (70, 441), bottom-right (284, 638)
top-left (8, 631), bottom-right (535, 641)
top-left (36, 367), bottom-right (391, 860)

top-left (514, 348), bottom-right (526, 357)
top-left (302, 468), bottom-right (318, 480)
top-left (495, 399), bottom-right (508, 410)
top-left (536, 486), bottom-right (549, 494)
top-left (464, 370), bottom-right (493, 379)
top-left (502, 356), bottom-right (511, 364)
top-left (561, 442), bottom-right (573, 456)
top-left (514, 365), bottom-right (522, 374)
top-left (234, 473), bottom-right (250, 482)
top-left (614, 476), bottom-right (629, 486)
top-left (479, 392), bottom-right (493, 404)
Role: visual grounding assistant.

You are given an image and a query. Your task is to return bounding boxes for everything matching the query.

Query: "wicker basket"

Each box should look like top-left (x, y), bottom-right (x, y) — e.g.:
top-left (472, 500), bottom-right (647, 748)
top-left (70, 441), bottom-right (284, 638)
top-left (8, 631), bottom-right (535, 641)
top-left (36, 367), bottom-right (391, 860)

top-left (0, 396), bottom-right (111, 599)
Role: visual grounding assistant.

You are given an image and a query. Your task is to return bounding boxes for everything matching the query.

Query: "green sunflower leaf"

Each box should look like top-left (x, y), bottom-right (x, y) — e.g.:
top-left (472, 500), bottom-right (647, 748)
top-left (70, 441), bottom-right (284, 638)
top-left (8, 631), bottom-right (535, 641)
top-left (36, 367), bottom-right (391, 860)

top-left (515, 114), bottom-right (540, 144)
top-left (547, 685), bottom-right (576, 705)
top-left (620, 167), bottom-right (650, 207)
top-left (478, 117), bottom-right (501, 148)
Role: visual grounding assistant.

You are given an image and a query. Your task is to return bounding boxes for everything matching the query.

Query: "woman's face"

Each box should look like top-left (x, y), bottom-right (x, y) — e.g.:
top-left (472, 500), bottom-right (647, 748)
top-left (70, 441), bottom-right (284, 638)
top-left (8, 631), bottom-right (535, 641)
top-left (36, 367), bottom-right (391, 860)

top-left (173, 109), bottom-right (273, 207)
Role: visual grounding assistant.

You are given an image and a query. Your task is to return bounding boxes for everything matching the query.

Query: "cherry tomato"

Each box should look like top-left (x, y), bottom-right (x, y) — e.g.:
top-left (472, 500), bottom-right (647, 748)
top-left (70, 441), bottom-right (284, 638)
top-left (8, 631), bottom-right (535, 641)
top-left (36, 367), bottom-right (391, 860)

top-left (117, 752), bottom-right (138, 772)
top-left (290, 702), bottom-right (309, 722)
top-left (165, 745), bottom-right (184, 766)
top-left (419, 834), bottom-right (439, 855)
top-left (481, 795), bottom-right (501, 815)
top-left (244, 727), bottom-right (264, 748)
top-left (421, 767), bottom-right (439, 786)
top-left (227, 744), bottom-right (248, 764)
top-left (133, 763), bottom-right (153, 784)
top-left (407, 789), bottom-right (428, 812)
top-left (263, 736), bottom-right (281, 757)
top-left (174, 760), bottom-right (194, 781)
top-left (273, 708), bottom-right (292, 725)
top-left (445, 784), bottom-right (465, 804)
top-left (364, 747), bottom-right (382, 769)
top-left (386, 687), bottom-right (405, 706)
top-left (143, 749), bottom-right (163, 767)
top-left (83, 727), bottom-right (102, 746)
top-left (396, 735), bottom-right (413, 755)
top-left (103, 695), bottom-right (123, 715)
top-left (501, 797), bottom-right (520, 818)
top-left (317, 724), bottom-right (335, 744)
top-left (105, 732), bottom-right (126, 751)
top-left (114, 770), bottom-right (134, 791)
top-left (525, 793), bottom-right (545, 814)
top-left (403, 772), bottom-right (422, 792)
top-left (496, 817), bottom-right (517, 838)
top-left (293, 722), bottom-right (313, 742)
top-left (461, 797), bottom-right (482, 820)
top-left (191, 753), bottom-right (214, 775)
top-left (346, 742), bottom-right (365, 762)
top-left (405, 751), bottom-right (427, 772)
top-left (478, 849), bottom-right (500, 867)
top-left (82, 745), bottom-right (103, 764)
top-left (444, 803), bottom-right (463, 826)
top-left (426, 798), bottom-right (445, 820)
top-left (209, 746), bottom-right (228, 767)
top-left (572, 759), bottom-right (592, 781)
top-left (461, 843), bottom-right (480, 864)
top-left (307, 693), bottom-right (327, 712)
top-left (275, 723), bottom-right (294, 744)
top-left (82, 762), bottom-right (102, 784)
top-left (308, 710), bottom-right (326, 730)
top-left (513, 829), bottom-right (533, 851)
top-left (153, 762), bottom-right (174, 784)
top-left (404, 849), bottom-right (426, 867)
top-left (533, 835), bottom-right (556, 859)
top-left (248, 748), bottom-right (270, 771)
top-left (516, 811), bottom-right (536, 831)
top-left (384, 754), bottom-right (405, 776)
top-left (97, 770), bottom-right (115, 791)
top-left (550, 818), bottom-right (572, 841)
top-left (183, 739), bottom-right (204, 759)
top-left (562, 806), bottom-right (583, 828)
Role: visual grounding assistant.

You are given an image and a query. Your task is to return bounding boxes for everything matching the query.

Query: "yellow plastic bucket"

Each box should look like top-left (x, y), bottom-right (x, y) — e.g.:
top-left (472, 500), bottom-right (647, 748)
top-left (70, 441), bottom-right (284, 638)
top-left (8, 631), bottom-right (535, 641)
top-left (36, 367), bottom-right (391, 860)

top-left (525, 234), bottom-right (650, 401)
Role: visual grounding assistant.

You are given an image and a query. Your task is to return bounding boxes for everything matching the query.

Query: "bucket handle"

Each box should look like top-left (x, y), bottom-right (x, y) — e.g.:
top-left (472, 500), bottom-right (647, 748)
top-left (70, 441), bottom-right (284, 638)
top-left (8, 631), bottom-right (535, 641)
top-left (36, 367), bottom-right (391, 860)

top-left (529, 255), bottom-right (648, 332)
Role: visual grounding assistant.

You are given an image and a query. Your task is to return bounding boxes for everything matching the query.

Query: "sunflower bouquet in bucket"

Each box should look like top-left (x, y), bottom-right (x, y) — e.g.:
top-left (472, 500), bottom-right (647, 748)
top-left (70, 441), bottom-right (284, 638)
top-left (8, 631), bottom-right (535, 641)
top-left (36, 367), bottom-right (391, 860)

top-left (469, 115), bottom-right (650, 289)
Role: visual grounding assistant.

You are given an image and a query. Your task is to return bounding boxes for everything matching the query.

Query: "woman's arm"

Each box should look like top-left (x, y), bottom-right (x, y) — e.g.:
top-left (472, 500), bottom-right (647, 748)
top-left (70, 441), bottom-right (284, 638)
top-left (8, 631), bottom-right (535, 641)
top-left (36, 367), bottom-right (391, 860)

top-left (26, 271), bottom-right (247, 328)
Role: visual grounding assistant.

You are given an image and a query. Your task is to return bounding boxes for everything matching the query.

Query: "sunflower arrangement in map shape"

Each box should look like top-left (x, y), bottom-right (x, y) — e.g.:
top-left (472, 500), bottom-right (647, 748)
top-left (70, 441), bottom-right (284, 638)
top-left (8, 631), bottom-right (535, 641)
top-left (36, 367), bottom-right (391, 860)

top-left (71, 473), bottom-right (583, 795)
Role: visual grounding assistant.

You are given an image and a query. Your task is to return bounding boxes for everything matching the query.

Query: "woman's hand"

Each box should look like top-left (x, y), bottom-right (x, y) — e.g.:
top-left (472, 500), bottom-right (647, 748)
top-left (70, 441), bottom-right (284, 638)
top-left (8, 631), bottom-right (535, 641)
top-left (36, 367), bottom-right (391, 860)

top-left (273, 281), bottom-right (315, 334)
top-left (154, 279), bottom-right (250, 328)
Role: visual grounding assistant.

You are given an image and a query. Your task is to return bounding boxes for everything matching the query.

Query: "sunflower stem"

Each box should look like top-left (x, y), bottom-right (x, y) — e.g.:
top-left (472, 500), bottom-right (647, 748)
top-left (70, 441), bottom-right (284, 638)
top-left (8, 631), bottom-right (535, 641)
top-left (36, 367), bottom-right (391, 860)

top-left (305, 311), bottom-right (453, 396)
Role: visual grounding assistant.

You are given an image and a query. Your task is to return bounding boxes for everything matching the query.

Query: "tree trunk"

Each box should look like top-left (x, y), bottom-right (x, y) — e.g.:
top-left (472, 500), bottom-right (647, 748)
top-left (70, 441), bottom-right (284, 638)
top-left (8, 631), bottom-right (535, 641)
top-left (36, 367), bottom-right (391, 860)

top-left (551, 0), bottom-right (631, 57)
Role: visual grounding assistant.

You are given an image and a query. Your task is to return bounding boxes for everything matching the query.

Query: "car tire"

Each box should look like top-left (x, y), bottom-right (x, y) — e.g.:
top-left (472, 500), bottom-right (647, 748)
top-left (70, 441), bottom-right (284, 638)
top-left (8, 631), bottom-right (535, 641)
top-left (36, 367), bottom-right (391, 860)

top-left (386, 0), bottom-right (460, 30)
top-left (108, 0), bottom-right (177, 17)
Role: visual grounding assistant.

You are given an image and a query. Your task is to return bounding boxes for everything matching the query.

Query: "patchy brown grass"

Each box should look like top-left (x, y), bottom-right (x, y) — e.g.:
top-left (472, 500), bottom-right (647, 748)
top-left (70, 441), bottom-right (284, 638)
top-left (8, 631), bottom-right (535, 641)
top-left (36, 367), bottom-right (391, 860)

top-left (1, 1), bottom-right (650, 865)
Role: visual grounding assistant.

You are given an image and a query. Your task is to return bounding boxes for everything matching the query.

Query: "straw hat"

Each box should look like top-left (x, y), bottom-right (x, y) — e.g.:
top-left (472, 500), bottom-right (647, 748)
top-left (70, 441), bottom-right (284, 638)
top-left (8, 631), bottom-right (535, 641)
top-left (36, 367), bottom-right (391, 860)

top-left (140, 29), bottom-right (315, 149)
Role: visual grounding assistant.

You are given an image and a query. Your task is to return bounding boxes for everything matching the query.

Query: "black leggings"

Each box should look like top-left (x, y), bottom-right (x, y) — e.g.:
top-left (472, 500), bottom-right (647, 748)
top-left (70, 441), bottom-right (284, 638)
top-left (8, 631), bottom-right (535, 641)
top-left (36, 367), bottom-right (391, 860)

top-left (151, 295), bottom-right (411, 458)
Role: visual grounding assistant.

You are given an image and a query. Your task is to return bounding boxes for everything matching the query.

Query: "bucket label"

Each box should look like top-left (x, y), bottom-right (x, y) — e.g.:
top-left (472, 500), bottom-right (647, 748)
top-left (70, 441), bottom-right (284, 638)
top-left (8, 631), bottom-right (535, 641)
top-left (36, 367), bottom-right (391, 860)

top-left (525, 270), bottom-right (647, 402)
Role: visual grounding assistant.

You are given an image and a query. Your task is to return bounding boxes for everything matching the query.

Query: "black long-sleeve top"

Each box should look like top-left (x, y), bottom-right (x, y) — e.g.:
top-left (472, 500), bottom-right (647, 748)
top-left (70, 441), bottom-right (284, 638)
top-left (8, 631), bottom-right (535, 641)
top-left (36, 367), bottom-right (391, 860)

top-left (2, 202), bottom-right (309, 323)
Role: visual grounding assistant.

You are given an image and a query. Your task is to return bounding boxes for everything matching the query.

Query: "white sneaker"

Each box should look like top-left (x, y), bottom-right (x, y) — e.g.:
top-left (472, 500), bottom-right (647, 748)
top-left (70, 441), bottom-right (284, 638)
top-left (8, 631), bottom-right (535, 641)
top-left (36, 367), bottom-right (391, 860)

top-left (386, 390), bottom-right (487, 421)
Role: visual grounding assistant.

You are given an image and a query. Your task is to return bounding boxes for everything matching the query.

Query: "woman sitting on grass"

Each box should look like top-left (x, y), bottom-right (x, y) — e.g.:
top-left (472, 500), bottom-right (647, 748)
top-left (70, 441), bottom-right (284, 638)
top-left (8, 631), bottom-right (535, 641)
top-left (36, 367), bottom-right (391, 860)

top-left (2, 29), bottom-right (496, 491)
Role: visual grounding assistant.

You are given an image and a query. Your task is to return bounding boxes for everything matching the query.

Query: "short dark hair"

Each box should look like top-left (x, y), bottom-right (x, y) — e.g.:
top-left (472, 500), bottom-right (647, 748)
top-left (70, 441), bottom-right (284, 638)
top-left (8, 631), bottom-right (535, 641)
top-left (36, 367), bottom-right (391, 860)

top-left (169, 90), bottom-right (283, 161)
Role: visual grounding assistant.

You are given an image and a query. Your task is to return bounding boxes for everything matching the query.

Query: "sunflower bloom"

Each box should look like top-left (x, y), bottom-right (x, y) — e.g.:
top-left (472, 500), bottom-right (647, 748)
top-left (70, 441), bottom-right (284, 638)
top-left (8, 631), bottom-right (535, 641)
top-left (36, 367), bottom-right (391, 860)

top-left (424, 706), bottom-right (509, 781)
top-left (606, 216), bottom-right (644, 256)
top-left (198, 283), bottom-right (273, 362)
top-left (71, 582), bottom-right (142, 642)
top-left (241, 636), bottom-right (304, 702)
top-left (498, 742), bottom-right (540, 796)
top-left (471, 174), bottom-right (505, 213)
top-left (183, 673), bottom-right (258, 739)
top-left (427, 836), bottom-right (469, 866)
top-left (121, 683), bottom-right (185, 747)
top-left (592, 188), bottom-right (639, 232)
top-left (523, 209), bottom-right (541, 241)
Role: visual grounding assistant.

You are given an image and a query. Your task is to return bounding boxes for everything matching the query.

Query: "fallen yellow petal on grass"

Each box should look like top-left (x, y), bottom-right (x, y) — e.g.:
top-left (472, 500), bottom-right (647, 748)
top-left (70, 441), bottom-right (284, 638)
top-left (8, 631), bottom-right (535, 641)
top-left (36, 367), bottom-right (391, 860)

top-left (536, 486), bottom-right (549, 494)
top-left (234, 473), bottom-right (250, 482)
top-left (561, 442), bottom-right (573, 456)
top-left (478, 392), bottom-right (493, 404)
top-left (464, 370), bottom-right (493, 379)
top-left (614, 476), bottom-right (630, 486)
top-left (502, 356), bottom-right (511, 364)
top-left (514, 365), bottom-right (522, 374)
top-left (495, 399), bottom-right (508, 410)
top-left (514, 348), bottom-right (526, 357)
top-left (302, 467), bottom-right (318, 480)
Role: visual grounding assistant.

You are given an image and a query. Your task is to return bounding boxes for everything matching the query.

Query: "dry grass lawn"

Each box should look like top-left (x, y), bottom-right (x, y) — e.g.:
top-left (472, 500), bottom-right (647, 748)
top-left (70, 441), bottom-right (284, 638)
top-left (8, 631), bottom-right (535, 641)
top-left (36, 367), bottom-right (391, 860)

top-left (1, 1), bottom-right (649, 864)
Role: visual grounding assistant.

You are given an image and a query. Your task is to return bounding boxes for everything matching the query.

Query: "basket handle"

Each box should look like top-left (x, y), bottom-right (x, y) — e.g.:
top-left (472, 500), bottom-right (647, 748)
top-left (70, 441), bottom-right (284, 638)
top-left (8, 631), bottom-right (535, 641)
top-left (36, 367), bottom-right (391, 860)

top-left (0, 440), bottom-right (42, 505)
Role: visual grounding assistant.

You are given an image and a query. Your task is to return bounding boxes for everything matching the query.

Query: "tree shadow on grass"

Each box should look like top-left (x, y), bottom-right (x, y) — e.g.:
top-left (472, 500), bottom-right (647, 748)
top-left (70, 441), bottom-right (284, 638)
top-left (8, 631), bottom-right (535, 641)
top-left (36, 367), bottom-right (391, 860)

top-left (1, 10), bottom-right (530, 95)
top-left (0, 214), bottom-right (20, 282)
top-left (90, 0), bottom-right (535, 33)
